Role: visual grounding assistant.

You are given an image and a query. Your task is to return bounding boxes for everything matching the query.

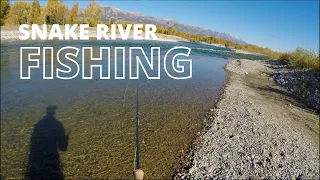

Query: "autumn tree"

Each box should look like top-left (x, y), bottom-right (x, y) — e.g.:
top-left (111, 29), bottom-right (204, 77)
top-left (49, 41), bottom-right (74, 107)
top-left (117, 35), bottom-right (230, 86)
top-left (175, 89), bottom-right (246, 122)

top-left (57, 3), bottom-right (68, 24)
top-left (39, 6), bottom-right (46, 24)
top-left (31, 0), bottom-right (41, 24)
top-left (224, 42), bottom-right (230, 49)
top-left (46, 0), bottom-right (57, 23)
top-left (235, 43), bottom-right (241, 49)
top-left (46, 0), bottom-right (68, 24)
top-left (84, 1), bottom-right (102, 27)
top-left (167, 26), bottom-right (177, 35)
top-left (0, 0), bottom-right (10, 25)
top-left (156, 24), bottom-right (166, 34)
top-left (5, 1), bottom-right (31, 25)
top-left (69, 2), bottom-right (79, 24)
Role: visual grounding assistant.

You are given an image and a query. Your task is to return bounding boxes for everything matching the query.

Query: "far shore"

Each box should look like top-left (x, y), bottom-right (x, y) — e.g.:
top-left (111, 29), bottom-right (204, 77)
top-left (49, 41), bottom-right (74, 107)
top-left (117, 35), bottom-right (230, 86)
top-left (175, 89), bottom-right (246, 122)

top-left (200, 42), bottom-right (267, 56)
top-left (0, 27), bottom-right (187, 42)
top-left (0, 26), bottom-right (266, 56)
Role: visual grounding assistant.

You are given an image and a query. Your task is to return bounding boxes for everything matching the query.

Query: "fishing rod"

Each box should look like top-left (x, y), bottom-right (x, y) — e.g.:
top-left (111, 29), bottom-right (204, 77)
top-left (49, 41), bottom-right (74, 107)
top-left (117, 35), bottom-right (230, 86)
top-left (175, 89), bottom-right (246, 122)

top-left (134, 80), bottom-right (144, 180)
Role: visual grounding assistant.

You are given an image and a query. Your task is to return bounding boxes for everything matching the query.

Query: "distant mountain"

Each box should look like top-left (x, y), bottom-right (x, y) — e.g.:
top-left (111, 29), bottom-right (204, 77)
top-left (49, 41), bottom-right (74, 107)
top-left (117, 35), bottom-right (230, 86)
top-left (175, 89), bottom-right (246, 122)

top-left (79, 6), bottom-right (247, 45)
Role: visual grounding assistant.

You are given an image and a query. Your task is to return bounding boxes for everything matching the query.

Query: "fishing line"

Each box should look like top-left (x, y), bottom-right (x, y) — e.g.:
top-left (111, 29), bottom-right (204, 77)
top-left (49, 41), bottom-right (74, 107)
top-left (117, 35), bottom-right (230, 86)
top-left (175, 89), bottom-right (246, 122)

top-left (122, 79), bottom-right (131, 112)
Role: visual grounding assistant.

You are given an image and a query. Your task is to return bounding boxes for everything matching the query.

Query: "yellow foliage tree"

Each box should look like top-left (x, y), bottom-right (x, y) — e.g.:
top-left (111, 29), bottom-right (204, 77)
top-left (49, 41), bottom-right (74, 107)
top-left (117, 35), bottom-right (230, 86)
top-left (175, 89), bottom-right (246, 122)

top-left (84, 1), bottom-right (102, 27)
top-left (38, 6), bottom-right (46, 24)
top-left (46, 0), bottom-right (68, 24)
top-left (31, 0), bottom-right (41, 24)
top-left (167, 26), bottom-right (176, 35)
top-left (5, 1), bottom-right (31, 25)
top-left (70, 2), bottom-right (79, 24)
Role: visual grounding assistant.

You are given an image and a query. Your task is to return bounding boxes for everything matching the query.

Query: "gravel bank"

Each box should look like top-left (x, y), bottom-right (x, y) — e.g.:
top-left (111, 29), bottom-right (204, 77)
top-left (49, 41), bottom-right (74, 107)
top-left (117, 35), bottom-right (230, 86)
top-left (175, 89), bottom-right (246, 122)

top-left (177, 59), bottom-right (319, 179)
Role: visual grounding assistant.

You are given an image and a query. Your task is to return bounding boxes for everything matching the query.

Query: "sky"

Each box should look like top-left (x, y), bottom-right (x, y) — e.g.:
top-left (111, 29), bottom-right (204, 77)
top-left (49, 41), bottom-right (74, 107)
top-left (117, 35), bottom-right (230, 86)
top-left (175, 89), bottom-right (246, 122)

top-left (33, 0), bottom-right (320, 52)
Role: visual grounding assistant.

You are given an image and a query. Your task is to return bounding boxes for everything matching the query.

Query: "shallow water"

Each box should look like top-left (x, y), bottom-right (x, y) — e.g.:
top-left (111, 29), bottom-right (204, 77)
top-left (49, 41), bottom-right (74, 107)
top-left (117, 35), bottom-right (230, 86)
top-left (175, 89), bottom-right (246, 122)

top-left (1, 40), bottom-right (265, 179)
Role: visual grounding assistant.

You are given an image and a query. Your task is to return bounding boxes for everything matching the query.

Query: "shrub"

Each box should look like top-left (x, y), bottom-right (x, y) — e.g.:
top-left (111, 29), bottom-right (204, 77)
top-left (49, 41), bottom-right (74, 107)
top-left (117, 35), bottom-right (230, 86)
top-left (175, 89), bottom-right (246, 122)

top-left (276, 48), bottom-right (319, 71)
top-left (289, 48), bottom-right (319, 71)
top-left (278, 53), bottom-right (292, 64)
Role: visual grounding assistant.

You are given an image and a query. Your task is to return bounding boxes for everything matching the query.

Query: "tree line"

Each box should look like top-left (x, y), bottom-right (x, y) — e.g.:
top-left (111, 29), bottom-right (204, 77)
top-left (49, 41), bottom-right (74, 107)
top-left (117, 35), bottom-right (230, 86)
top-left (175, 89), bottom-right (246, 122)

top-left (0, 0), bottom-right (282, 59)
top-left (154, 24), bottom-right (282, 59)
top-left (0, 0), bottom-right (101, 26)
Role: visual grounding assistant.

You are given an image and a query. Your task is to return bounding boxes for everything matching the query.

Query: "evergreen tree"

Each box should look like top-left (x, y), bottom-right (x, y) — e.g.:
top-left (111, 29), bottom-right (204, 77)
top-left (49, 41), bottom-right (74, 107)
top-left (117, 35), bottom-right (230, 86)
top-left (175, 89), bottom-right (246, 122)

top-left (0, 0), bottom-right (10, 25)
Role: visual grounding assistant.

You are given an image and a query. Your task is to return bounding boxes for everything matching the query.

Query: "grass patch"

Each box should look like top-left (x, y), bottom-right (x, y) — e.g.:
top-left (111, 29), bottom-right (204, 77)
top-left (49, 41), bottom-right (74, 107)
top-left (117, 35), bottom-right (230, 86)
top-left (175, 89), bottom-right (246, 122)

top-left (278, 48), bottom-right (319, 71)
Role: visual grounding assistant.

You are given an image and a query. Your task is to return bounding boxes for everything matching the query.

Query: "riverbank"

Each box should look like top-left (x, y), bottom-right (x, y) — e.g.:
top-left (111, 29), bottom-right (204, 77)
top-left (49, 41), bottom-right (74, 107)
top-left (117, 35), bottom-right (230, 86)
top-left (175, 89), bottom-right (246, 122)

top-left (0, 26), bottom-right (267, 57)
top-left (0, 27), bottom-right (187, 42)
top-left (176, 59), bottom-right (319, 179)
top-left (200, 42), bottom-right (267, 56)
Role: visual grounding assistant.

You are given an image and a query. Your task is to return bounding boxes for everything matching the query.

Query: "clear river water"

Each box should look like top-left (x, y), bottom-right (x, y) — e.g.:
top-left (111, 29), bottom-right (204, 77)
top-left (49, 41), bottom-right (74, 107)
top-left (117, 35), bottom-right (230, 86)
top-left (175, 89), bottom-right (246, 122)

top-left (0, 40), bottom-right (267, 179)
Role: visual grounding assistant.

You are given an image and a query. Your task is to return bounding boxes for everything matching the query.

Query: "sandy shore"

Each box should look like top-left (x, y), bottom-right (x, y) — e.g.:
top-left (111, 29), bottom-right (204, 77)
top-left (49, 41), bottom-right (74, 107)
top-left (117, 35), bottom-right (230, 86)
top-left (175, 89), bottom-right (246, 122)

top-left (176, 59), bottom-right (319, 179)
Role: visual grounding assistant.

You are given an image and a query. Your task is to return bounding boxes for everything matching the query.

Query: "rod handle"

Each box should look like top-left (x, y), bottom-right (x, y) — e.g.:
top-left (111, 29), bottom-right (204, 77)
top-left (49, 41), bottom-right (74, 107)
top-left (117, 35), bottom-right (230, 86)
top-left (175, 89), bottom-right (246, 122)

top-left (133, 169), bottom-right (144, 180)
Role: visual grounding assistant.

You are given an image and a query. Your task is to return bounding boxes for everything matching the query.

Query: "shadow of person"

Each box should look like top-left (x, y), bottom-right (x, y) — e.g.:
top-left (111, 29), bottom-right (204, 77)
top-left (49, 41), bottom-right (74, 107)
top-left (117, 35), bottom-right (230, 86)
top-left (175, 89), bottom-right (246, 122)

top-left (25, 105), bottom-right (69, 180)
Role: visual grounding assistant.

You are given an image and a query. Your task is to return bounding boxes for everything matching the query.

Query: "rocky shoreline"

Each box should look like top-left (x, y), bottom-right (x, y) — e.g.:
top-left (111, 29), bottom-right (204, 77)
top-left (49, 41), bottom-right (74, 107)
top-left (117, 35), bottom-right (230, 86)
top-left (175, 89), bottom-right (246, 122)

top-left (266, 61), bottom-right (320, 111)
top-left (176, 59), bottom-right (319, 179)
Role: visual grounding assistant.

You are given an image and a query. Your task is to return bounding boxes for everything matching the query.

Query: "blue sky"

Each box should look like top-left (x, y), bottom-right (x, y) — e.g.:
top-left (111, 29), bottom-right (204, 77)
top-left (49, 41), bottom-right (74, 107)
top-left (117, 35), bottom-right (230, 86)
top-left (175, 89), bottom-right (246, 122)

top-left (34, 1), bottom-right (319, 52)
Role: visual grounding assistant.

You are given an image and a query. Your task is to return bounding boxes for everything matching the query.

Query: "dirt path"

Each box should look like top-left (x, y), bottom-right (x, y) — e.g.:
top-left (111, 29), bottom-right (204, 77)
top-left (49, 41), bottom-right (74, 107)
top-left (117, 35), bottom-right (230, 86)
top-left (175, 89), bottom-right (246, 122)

top-left (181, 59), bottom-right (319, 179)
